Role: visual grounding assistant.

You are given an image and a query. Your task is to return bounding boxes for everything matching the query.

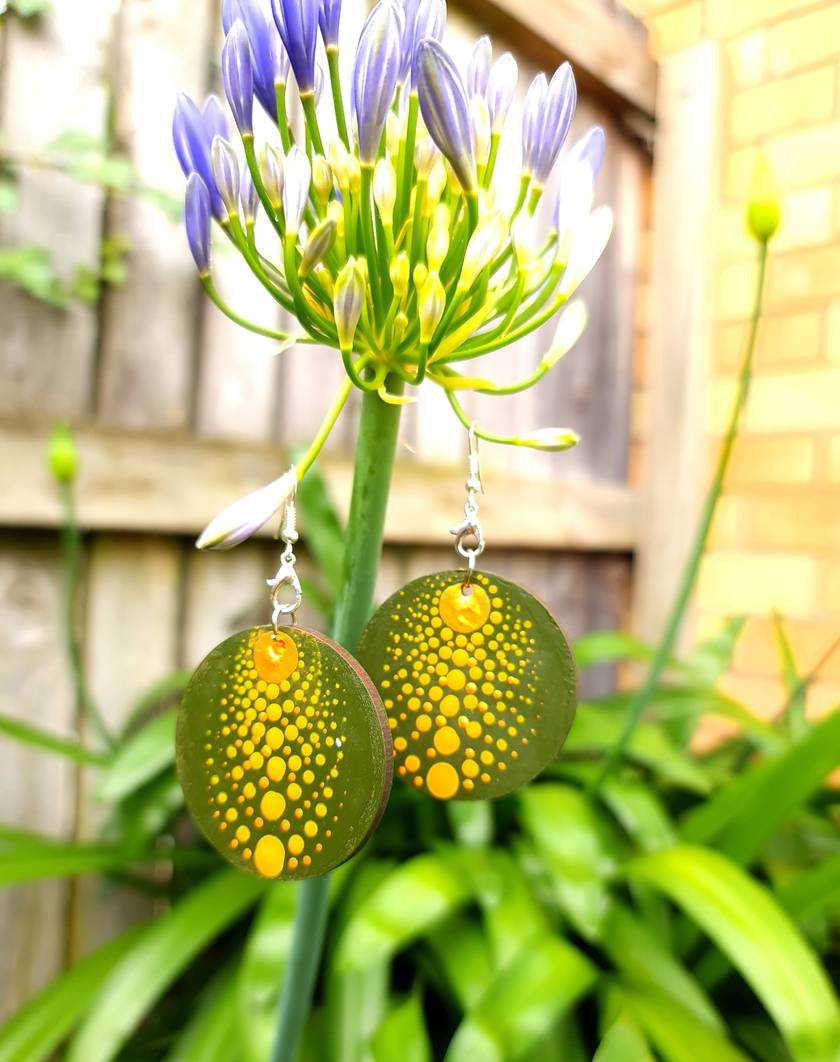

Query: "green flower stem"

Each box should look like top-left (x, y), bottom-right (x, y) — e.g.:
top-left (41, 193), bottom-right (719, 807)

top-left (589, 238), bottom-right (770, 794)
top-left (295, 377), bottom-right (355, 480)
top-left (271, 380), bottom-right (405, 1062)
top-left (300, 93), bottom-right (325, 157)
top-left (327, 48), bottom-right (350, 149)
top-left (242, 136), bottom-right (285, 240)
top-left (359, 165), bottom-right (385, 327)
top-left (275, 84), bottom-right (293, 152)
top-left (396, 92), bottom-right (419, 230)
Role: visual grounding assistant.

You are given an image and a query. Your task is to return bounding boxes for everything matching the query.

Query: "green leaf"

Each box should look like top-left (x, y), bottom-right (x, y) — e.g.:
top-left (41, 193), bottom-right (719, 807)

top-left (777, 850), bottom-right (840, 923)
top-left (0, 837), bottom-right (191, 884)
top-left (598, 777), bottom-right (676, 854)
top-left (0, 713), bottom-right (107, 765)
top-left (47, 130), bottom-right (104, 155)
top-left (0, 181), bottom-right (18, 213)
top-left (0, 245), bottom-right (65, 306)
top-left (121, 670), bottom-right (191, 736)
top-left (680, 707), bottom-right (840, 865)
top-left (236, 883), bottom-right (299, 1062)
top-left (97, 710), bottom-right (176, 802)
top-left (772, 612), bottom-right (807, 739)
top-left (573, 632), bottom-right (654, 670)
top-left (593, 1013), bottom-right (654, 1062)
top-left (445, 936), bottom-right (598, 1062)
top-left (681, 616), bottom-right (746, 687)
top-left (0, 925), bottom-right (146, 1062)
top-left (427, 916), bottom-right (494, 1010)
top-left (463, 849), bottom-right (549, 968)
top-left (626, 846), bottom-right (840, 1062)
top-left (167, 964), bottom-right (240, 1062)
top-left (620, 986), bottom-right (750, 1062)
top-left (67, 870), bottom-right (264, 1062)
top-left (446, 800), bottom-right (494, 848)
top-left (371, 994), bottom-right (432, 1062)
top-left (334, 853), bottom-right (472, 972)
top-left (520, 785), bottom-right (618, 939)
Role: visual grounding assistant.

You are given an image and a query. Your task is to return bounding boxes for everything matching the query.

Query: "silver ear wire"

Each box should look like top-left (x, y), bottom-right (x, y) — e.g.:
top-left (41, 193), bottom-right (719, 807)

top-left (450, 423), bottom-right (486, 585)
top-left (267, 467), bottom-right (303, 629)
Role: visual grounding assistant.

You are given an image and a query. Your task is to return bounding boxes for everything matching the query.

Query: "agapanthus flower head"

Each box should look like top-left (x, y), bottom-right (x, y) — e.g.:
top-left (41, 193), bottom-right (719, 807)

top-left (222, 20), bottom-right (255, 135)
top-left (415, 38), bottom-right (476, 195)
top-left (353, 0), bottom-right (404, 165)
top-left (175, 0), bottom-right (614, 474)
top-left (271, 0), bottom-right (320, 94)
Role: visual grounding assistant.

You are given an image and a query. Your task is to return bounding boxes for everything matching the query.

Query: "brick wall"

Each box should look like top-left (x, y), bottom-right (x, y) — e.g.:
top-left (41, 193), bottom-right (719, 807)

top-left (631, 0), bottom-right (840, 722)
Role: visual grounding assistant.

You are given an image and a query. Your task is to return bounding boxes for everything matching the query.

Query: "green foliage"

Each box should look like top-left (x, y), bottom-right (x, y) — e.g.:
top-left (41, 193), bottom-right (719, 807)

top-left (0, 0), bottom-right (52, 17)
top-left (1, 467), bottom-right (839, 1062)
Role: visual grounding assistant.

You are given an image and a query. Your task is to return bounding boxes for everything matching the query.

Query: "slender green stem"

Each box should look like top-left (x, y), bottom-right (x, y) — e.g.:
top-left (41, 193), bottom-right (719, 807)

top-left (327, 48), bottom-right (349, 149)
top-left (589, 239), bottom-right (770, 794)
top-left (202, 278), bottom-right (297, 341)
top-left (300, 93), bottom-right (325, 157)
top-left (296, 377), bottom-right (355, 480)
top-left (271, 380), bottom-right (404, 1062)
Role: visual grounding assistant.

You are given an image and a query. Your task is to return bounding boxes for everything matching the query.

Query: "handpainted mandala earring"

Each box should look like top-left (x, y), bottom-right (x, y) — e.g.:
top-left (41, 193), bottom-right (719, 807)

top-left (357, 428), bottom-right (577, 801)
top-left (177, 482), bottom-right (392, 880)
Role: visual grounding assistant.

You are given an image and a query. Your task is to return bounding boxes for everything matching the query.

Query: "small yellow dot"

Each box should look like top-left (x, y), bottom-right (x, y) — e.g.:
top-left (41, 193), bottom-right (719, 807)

top-left (304, 820), bottom-right (318, 838)
top-left (315, 803), bottom-right (327, 818)
top-left (287, 782), bottom-right (302, 801)
top-left (417, 714), bottom-right (432, 732)
top-left (288, 834), bottom-right (304, 856)
top-left (404, 754), bottom-right (421, 773)
top-left (236, 825), bottom-right (250, 843)
top-left (261, 791), bottom-right (286, 821)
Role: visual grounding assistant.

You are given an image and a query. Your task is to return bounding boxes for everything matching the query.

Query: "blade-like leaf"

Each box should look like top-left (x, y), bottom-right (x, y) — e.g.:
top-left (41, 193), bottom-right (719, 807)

top-left (167, 964), bottom-right (240, 1062)
top-left (593, 1012), bottom-right (654, 1062)
top-left (680, 707), bottom-right (840, 865)
top-left (445, 936), bottom-right (597, 1062)
top-left (777, 850), bottom-right (840, 923)
top-left (621, 986), bottom-right (750, 1062)
top-left (573, 632), bottom-right (655, 670)
top-left (0, 838), bottom-right (198, 884)
top-left (599, 777), bottom-right (676, 854)
top-left (0, 714), bottom-right (107, 765)
top-left (67, 870), bottom-right (265, 1062)
top-left (627, 846), bottom-right (840, 1062)
top-left (772, 612), bottom-right (807, 739)
top-left (446, 800), bottom-right (494, 848)
top-left (334, 853), bottom-right (471, 972)
top-left (98, 710), bottom-right (176, 802)
top-left (371, 994), bottom-right (432, 1062)
top-left (120, 670), bottom-right (191, 737)
top-left (427, 916), bottom-right (494, 1010)
top-left (0, 925), bottom-right (146, 1062)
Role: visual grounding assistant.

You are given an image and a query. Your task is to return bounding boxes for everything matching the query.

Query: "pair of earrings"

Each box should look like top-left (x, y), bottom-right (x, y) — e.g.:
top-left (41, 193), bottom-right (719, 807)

top-left (177, 429), bottom-right (577, 881)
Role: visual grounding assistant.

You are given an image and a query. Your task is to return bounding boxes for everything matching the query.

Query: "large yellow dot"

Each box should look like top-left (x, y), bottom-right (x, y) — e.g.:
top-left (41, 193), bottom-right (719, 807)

top-left (261, 791), bottom-right (286, 821)
top-left (440, 694), bottom-right (460, 717)
top-left (426, 761), bottom-right (460, 799)
top-left (434, 726), bottom-right (461, 755)
top-left (253, 631), bottom-right (298, 683)
top-left (254, 835), bottom-right (285, 878)
top-left (267, 756), bottom-right (287, 782)
top-left (462, 759), bottom-right (479, 778)
top-left (447, 670), bottom-right (466, 691)
top-left (438, 583), bottom-right (491, 634)
top-left (405, 754), bottom-right (421, 774)
top-left (288, 834), bottom-right (305, 856)
top-left (287, 782), bottom-right (302, 801)
top-left (266, 727), bottom-right (283, 749)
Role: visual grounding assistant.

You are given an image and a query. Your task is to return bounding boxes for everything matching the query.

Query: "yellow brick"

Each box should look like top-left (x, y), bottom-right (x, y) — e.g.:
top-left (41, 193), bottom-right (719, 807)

top-left (707, 0), bottom-right (818, 39)
top-left (698, 551), bottom-right (818, 614)
top-left (727, 32), bottom-right (766, 89)
top-left (708, 371), bottom-right (840, 434)
top-left (825, 563), bottom-right (840, 611)
top-left (716, 311), bottom-right (822, 373)
top-left (649, 2), bottom-right (702, 56)
top-left (724, 435), bottom-right (815, 485)
top-left (766, 7), bottom-right (840, 76)
top-left (711, 495), bottom-right (840, 551)
top-left (770, 246), bottom-right (840, 304)
top-left (828, 436), bottom-right (840, 481)
top-left (828, 305), bottom-right (840, 361)
top-left (717, 260), bottom-right (759, 320)
top-left (718, 187), bottom-right (834, 260)
top-left (730, 616), bottom-right (840, 682)
top-left (727, 124), bottom-right (840, 198)
top-left (730, 67), bottom-right (836, 144)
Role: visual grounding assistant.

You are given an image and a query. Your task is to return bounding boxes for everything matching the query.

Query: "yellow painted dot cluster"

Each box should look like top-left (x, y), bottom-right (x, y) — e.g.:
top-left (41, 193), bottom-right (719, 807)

top-left (178, 627), bottom-right (390, 881)
top-left (369, 572), bottom-right (545, 801)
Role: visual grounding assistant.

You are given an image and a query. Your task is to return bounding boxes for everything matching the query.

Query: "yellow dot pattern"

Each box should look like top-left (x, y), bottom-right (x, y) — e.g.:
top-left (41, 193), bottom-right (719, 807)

top-left (357, 570), bottom-right (577, 801)
top-left (177, 626), bottom-right (392, 880)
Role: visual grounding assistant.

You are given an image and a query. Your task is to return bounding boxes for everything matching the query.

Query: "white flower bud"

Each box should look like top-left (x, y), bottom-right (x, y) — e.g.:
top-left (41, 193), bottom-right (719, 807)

top-left (373, 157), bottom-right (397, 227)
top-left (197, 468), bottom-right (297, 551)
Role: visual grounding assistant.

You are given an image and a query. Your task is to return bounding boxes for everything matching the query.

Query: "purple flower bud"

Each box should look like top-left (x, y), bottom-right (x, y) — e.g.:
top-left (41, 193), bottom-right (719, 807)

top-left (526, 62), bottom-right (577, 187)
top-left (223, 0), bottom-right (290, 121)
top-left (222, 21), bottom-right (255, 135)
top-left (486, 52), bottom-right (517, 134)
top-left (353, 1), bottom-right (403, 165)
top-left (262, 143), bottom-right (286, 207)
top-left (466, 35), bottom-right (491, 98)
top-left (271, 0), bottom-right (320, 94)
top-left (570, 125), bottom-right (606, 182)
top-left (211, 136), bottom-right (241, 215)
top-left (173, 93), bottom-right (225, 219)
top-left (202, 95), bottom-right (231, 143)
top-left (415, 39), bottom-right (476, 194)
top-left (521, 72), bottom-right (547, 177)
top-left (240, 163), bottom-right (259, 222)
top-left (185, 173), bottom-right (212, 275)
top-left (283, 145), bottom-right (311, 233)
top-left (319, 0), bottom-right (341, 48)
top-left (399, 0), bottom-right (445, 88)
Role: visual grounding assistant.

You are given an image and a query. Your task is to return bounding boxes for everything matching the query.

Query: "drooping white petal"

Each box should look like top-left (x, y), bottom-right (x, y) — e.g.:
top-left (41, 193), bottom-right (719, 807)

top-left (196, 468), bottom-right (297, 551)
top-left (560, 206), bottom-right (613, 297)
top-left (542, 300), bottom-right (588, 368)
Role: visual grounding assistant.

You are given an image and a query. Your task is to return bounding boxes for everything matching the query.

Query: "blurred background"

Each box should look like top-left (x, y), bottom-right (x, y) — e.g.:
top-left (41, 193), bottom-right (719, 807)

top-left (1, 0), bottom-right (839, 1056)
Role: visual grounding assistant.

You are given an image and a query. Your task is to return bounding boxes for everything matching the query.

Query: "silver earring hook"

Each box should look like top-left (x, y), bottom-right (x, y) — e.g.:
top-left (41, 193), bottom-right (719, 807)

top-left (451, 423), bottom-right (486, 584)
top-left (267, 467), bottom-right (302, 630)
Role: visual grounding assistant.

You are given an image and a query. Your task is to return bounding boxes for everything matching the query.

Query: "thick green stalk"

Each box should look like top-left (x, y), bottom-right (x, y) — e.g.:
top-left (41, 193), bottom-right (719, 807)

top-left (589, 239), bottom-right (769, 794)
top-left (270, 380), bottom-right (404, 1062)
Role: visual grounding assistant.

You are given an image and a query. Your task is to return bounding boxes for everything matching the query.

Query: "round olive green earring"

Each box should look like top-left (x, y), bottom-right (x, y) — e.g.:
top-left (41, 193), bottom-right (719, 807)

top-left (357, 428), bottom-right (577, 802)
top-left (177, 482), bottom-right (392, 880)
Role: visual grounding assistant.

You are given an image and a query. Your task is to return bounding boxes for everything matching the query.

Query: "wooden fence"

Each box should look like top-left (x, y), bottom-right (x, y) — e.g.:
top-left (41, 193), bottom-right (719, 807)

top-left (0, 0), bottom-right (653, 1014)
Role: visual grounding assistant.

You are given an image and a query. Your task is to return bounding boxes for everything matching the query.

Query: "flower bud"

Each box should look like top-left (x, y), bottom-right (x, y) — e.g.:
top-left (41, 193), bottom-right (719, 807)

top-left (327, 198), bottom-right (345, 239)
top-left (47, 424), bottom-right (78, 484)
top-left (390, 252), bottom-right (410, 297)
top-left (173, 93), bottom-right (225, 219)
top-left (300, 218), bottom-right (336, 277)
top-left (392, 311), bottom-right (408, 343)
top-left (459, 209), bottom-right (506, 290)
top-left (353, 0), bottom-right (404, 164)
top-left (283, 145), bottom-right (311, 234)
top-left (511, 212), bottom-right (538, 268)
top-left (541, 300), bottom-right (587, 369)
top-left (746, 157), bottom-right (780, 243)
top-left (185, 173), bottom-right (212, 275)
top-left (524, 62), bottom-right (577, 187)
top-left (413, 263), bottom-right (428, 289)
top-left (425, 158), bottom-right (447, 214)
top-left (560, 205), bottom-right (613, 297)
top-left (418, 272), bottom-right (446, 344)
top-left (470, 95), bottom-right (491, 168)
top-left (222, 21), bottom-right (255, 135)
top-left (426, 203), bottom-right (450, 273)
top-left (262, 143), bottom-right (286, 208)
top-left (386, 111), bottom-right (402, 159)
top-left (513, 427), bottom-right (580, 452)
top-left (467, 36), bottom-right (492, 99)
top-left (318, 0), bottom-right (341, 49)
top-left (334, 257), bottom-right (366, 350)
top-left (211, 136), bottom-right (241, 216)
top-left (224, 0), bottom-right (290, 120)
top-left (374, 157), bottom-right (397, 226)
top-left (399, 0), bottom-right (445, 88)
top-left (240, 163), bottom-right (259, 222)
top-left (271, 0), bottom-right (320, 94)
top-left (416, 39), bottom-right (477, 194)
top-left (312, 155), bottom-right (333, 204)
top-left (347, 153), bottom-right (362, 195)
top-left (486, 53), bottom-right (517, 134)
top-left (414, 130), bottom-right (439, 179)
top-left (197, 468), bottom-right (298, 550)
